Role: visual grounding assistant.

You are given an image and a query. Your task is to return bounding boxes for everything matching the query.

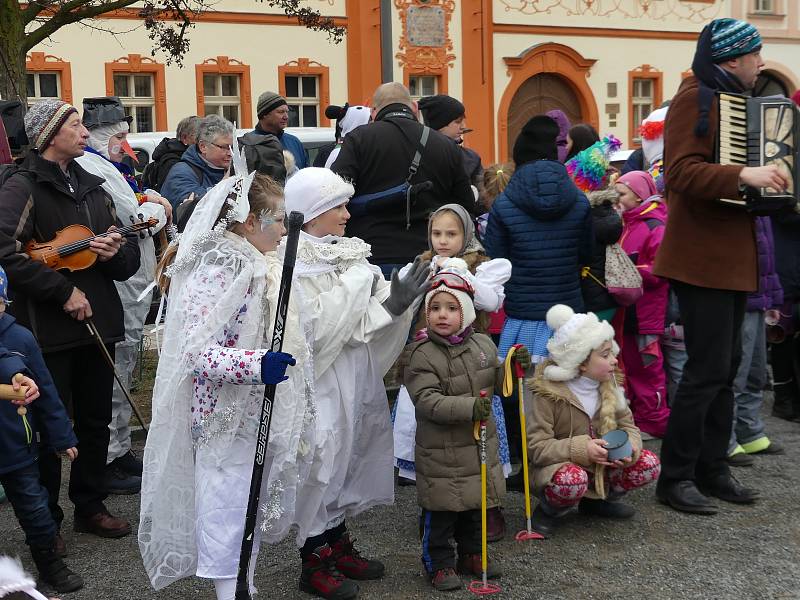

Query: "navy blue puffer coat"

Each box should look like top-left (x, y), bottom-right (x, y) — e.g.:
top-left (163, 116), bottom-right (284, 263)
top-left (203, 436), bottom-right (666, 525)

top-left (484, 160), bottom-right (592, 320)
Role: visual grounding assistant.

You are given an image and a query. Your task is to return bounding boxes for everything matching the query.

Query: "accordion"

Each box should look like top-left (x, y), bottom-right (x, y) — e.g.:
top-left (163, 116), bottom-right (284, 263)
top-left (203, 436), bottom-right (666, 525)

top-left (717, 92), bottom-right (799, 214)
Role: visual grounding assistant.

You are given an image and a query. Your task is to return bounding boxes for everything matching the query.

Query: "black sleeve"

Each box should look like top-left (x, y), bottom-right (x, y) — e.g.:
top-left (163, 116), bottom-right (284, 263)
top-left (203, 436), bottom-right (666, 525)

top-left (447, 145), bottom-right (477, 215)
top-left (0, 175), bottom-right (74, 305)
top-left (592, 205), bottom-right (623, 245)
top-left (329, 134), bottom-right (360, 186)
top-left (96, 192), bottom-right (142, 282)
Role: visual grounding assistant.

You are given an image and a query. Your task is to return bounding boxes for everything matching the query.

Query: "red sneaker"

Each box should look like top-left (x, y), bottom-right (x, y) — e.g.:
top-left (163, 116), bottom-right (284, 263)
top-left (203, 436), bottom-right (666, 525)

top-left (299, 544), bottom-right (359, 600)
top-left (430, 567), bottom-right (462, 591)
top-left (330, 533), bottom-right (385, 580)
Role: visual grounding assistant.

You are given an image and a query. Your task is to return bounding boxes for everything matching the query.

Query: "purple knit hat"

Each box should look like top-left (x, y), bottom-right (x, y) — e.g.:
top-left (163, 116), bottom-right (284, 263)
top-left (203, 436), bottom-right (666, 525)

top-left (546, 109), bottom-right (571, 163)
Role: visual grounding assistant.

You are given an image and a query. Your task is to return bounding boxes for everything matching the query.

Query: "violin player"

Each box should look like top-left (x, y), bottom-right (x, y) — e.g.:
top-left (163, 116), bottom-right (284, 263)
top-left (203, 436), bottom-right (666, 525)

top-left (0, 99), bottom-right (140, 545)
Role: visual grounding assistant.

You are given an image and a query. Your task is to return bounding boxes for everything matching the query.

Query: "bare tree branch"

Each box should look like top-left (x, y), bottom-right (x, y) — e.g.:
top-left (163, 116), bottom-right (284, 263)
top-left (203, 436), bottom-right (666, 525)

top-left (23, 0), bottom-right (138, 52)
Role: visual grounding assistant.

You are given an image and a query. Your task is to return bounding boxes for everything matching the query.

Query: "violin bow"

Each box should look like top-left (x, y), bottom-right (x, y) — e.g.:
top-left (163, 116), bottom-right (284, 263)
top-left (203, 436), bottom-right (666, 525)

top-left (85, 318), bottom-right (148, 432)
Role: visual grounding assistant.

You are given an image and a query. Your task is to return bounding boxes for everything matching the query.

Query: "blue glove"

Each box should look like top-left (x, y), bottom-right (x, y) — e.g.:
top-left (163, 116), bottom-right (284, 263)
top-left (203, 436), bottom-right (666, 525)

top-left (260, 351), bottom-right (296, 385)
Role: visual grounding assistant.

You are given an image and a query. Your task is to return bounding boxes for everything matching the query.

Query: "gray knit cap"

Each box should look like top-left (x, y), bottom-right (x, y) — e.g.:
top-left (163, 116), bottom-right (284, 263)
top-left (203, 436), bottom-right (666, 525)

top-left (256, 91), bottom-right (287, 118)
top-left (24, 99), bottom-right (77, 150)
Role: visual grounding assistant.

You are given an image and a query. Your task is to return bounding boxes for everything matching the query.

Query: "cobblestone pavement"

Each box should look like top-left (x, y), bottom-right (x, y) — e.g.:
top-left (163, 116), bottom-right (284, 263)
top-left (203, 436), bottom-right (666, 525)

top-left (1, 399), bottom-right (798, 600)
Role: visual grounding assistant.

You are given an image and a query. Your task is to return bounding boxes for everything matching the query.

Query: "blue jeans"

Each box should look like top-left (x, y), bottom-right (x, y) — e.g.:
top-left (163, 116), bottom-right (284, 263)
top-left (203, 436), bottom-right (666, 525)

top-left (0, 461), bottom-right (58, 547)
top-left (728, 310), bottom-right (768, 453)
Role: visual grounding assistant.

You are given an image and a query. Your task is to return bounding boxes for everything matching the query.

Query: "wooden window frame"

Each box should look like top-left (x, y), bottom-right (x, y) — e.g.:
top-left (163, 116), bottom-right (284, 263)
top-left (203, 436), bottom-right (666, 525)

top-left (196, 56), bottom-right (252, 129)
top-left (407, 74), bottom-right (440, 101)
top-left (403, 68), bottom-right (448, 97)
top-left (105, 54), bottom-right (167, 131)
top-left (628, 65), bottom-right (663, 149)
top-left (26, 52), bottom-right (73, 104)
top-left (278, 59), bottom-right (330, 127)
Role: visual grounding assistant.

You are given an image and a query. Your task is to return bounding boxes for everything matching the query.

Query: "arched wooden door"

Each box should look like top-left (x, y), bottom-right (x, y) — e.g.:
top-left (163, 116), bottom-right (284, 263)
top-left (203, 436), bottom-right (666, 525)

top-left (507, 73), bottom-right (583, 158)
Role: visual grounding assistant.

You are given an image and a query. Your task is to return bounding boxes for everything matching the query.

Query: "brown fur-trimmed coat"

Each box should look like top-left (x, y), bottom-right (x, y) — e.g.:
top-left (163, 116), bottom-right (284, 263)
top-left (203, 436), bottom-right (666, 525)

top-left (525, 361), bottom-right (642, 499)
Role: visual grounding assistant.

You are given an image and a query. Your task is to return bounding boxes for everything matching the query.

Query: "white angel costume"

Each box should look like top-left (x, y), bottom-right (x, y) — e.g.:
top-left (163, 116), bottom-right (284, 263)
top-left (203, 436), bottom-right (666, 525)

top-left (391, 203), bottom-right (512, 481)
top-left (281, 168), bottom-right (417, 545)
top-left (138, 166), bottom-right (315, 595)
top-left (74, 150), bottom-right (167, 465)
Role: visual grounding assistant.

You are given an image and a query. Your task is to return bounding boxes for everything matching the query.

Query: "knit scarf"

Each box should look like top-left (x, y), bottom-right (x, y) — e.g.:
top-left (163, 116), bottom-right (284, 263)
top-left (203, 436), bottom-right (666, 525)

top-left (415, 325), bottom-right (474, 345)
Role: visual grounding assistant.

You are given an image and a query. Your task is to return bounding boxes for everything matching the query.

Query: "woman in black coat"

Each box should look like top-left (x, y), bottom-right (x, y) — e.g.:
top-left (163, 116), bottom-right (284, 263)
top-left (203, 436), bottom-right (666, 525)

top-left (580, 187), bottom-right (622, 320)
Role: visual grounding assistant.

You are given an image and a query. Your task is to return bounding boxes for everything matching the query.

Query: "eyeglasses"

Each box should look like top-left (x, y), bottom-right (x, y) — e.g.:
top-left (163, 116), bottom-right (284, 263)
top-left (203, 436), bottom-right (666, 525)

top-left (206, 141), bottom-right (233, 152)
top-left (429, 271), bottom-right (474, 297)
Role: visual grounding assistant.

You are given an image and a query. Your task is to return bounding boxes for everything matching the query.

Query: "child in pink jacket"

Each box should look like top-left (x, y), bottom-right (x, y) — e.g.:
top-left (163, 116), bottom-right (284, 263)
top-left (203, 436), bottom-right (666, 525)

top-left (615, 171), bottom-right (670, 438)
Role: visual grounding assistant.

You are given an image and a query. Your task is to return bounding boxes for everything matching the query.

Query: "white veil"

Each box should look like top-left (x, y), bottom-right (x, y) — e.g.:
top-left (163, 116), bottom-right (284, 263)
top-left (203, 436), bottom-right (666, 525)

top-left (138, 148), bottom-right (316, 589)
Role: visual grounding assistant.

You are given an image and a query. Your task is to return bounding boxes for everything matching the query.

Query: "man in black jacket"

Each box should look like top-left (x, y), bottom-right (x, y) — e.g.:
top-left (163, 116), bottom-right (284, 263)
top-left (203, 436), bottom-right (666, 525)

top-left (331, 82), bottom-right (474, 276)
top-left (142, 115), bottom-right (200, 192)
top-left (0, 99), bottom-right (140, 542)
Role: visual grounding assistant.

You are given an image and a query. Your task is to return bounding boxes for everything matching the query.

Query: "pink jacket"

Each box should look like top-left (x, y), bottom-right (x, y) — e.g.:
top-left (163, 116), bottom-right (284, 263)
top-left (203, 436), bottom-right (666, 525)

top-left (620, 199), bottom-right (669, 334)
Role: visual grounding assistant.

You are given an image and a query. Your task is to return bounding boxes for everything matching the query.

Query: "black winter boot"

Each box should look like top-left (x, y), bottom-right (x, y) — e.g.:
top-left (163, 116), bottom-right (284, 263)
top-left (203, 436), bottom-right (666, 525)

top-left (31, 544), bottom-right (84, 593)
top-left (771, 382), bottom-right (800, 421)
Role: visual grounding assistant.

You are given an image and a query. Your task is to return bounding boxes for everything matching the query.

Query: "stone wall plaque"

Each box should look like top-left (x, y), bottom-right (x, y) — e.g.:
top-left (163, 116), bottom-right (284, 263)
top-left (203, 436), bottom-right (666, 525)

top-left (407, 5), bottom-right (446, 47)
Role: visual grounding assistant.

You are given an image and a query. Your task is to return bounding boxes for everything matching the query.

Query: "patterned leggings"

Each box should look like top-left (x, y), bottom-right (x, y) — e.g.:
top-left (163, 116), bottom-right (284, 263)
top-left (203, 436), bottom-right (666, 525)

top-left (544, 448), bottom-right (661, 508)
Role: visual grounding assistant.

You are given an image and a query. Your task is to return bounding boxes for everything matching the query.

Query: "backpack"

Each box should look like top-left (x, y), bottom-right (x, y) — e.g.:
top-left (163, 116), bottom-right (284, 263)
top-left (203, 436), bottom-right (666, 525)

top-left (604, 243), bottom-right (643, 306)
top-left (140, 142), bottom-right (184, 193)
top-left (238, 132), bottom-right (287, 184)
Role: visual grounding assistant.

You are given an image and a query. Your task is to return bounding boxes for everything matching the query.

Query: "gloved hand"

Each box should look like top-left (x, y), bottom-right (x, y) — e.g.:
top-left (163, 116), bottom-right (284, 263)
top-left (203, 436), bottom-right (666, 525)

top-left (382, 257), bottom-right (431, 316)
top-left (472, 394), bottom-right (492, 422)
top-left (261, 351), bottom-right (296, 385)
top-left (513, 345), bottom-right (532, 371)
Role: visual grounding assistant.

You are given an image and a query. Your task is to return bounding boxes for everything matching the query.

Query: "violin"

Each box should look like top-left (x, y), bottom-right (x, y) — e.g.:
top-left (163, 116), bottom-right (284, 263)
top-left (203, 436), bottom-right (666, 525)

top-left (25, 218), bottom-right (158, 272)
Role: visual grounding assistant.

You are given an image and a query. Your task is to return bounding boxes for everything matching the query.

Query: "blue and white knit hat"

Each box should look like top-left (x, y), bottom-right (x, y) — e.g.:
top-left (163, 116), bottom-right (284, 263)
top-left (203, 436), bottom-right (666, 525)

top-left (0, 265), bottom-right (8, 305)
top-left (24, 99), bottom-right (78, 150)
top-left (710, 18), bottom-right (762, 63)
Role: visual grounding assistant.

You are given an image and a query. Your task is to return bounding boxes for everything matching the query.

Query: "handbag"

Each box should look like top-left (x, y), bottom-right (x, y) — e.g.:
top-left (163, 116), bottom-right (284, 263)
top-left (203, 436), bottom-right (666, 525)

top-left (604, 243), bottom-right (643, 306)
top-left (348, 119), bottom-right (431, 230)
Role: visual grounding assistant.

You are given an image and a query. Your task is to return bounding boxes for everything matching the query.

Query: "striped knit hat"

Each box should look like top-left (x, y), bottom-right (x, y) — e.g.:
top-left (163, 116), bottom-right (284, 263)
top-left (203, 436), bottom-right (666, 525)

top-left (710, 18), bottom-right (762, 63)
top-left (24, 99), bottom-right (77, 150)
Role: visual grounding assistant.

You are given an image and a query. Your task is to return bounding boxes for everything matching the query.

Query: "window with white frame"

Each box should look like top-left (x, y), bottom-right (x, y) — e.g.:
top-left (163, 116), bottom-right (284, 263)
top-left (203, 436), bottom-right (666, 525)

top-left (26, 72), bottom-right (60, 107)
top-left (113, 73), bottom-right (155, 133)
top-left (409, 75), bottom-right (438, 100)
top-left (631, 78), bottom-right (655, 145)
top-left (284, 75), bottom-right (319, 127)
top-left (753, 0), bottom-right (775, 13)
top-left (202, 73), bottom-right (241, 125)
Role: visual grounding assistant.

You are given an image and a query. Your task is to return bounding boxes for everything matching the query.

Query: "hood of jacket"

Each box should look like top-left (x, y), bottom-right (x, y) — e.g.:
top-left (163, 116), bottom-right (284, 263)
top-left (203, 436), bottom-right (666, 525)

top-left (0, 313), bottom-right (15, 336)
top-left (503, 160), bottom-right (582, 221)
top-left (622, 198), bottom-right (667, 226)
top-left (152, 137), bottom-right (187, 163)
top-left (181, 143), bottom-right (226, 177)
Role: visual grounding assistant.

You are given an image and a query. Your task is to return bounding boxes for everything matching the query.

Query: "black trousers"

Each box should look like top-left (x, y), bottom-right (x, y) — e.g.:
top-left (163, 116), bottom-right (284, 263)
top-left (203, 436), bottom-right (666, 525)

top-left (419, 509), bottom-right (481, 573)
top-left (40, 344), bottom-right (115, 522)
top-left (659, 281), bottom-right (746, 483)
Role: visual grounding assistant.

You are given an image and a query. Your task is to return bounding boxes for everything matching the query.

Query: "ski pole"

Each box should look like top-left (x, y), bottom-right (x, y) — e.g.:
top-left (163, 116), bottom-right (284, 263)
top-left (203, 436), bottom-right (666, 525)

top-left (235, 211), bottom-right (304, 600)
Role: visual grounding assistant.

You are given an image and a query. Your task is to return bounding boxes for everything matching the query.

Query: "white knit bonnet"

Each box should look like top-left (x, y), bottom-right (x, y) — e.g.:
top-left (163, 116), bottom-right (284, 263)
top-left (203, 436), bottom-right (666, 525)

top-left (544, 304), bottom-right (619, 381)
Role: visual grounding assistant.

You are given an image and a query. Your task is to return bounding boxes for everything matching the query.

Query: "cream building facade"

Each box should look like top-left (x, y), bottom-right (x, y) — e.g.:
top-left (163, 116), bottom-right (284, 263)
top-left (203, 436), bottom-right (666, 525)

top-left (24, 0), bottom-right (800, 163)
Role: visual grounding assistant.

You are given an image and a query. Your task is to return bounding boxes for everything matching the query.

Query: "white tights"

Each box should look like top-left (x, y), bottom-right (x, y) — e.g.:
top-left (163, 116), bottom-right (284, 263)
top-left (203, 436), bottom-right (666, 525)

top-left (212, 543), bottom-right (260, 600)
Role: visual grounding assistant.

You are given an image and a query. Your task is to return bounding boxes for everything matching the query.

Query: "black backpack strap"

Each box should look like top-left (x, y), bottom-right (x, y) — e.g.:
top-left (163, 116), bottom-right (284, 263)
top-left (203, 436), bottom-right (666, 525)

top-left (385, 119), bottom-right (431, 184)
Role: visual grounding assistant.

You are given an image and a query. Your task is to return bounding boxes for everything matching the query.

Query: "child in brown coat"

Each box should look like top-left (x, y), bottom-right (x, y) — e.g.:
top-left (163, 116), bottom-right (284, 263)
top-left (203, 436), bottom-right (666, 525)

top-left (527, 304), bottom-right (661, 537)
top-left (403, 264), bottom-right (529, 591)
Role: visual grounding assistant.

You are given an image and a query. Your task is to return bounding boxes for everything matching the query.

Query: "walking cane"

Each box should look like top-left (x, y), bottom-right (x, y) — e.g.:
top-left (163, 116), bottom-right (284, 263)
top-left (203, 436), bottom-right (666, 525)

top-left (469, 391), bottom-right (501, 596)
top-left (235, 211), bottom-right (304, 600)
top-left (85, 318), bottom-right (148, 432)
top-left (504, 344), bottom-right (544, 542)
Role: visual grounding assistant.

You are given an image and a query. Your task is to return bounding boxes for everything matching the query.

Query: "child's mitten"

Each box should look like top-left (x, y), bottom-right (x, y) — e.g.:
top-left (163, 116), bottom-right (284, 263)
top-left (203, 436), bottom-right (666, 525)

top-left (260, 351), bottom-right (296, 385)
top-left (472, 395), bottom-right (492, 421)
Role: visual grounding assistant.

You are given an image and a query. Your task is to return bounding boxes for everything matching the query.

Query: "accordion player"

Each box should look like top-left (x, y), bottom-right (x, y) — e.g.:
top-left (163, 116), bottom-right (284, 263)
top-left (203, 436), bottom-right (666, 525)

top-left (717, 92), bottom-right (799, 214)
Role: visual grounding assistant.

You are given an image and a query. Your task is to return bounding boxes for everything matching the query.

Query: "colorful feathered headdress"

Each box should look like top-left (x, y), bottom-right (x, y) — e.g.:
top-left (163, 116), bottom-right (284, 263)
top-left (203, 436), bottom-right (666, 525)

top-left (565, 134), bottom-right (622, 192)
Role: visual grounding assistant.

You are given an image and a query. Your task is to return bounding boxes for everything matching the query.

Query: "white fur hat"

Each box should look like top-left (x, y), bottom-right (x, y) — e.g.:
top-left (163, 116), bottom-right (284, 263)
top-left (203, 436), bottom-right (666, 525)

top-left (425, 258), bottom-right (476, 335)
top-left (283, 167), bottom-right (354, 224)
top-left (544, 304), bottom-right (618, 381)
